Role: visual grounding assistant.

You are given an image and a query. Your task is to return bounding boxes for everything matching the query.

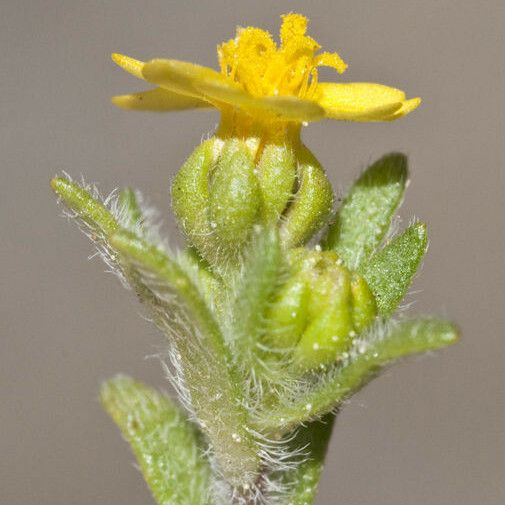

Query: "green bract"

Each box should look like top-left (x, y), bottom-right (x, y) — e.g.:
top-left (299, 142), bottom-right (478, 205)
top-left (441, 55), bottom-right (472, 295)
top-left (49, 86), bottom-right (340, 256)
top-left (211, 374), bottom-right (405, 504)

top-left (52, 147), bottom-right (458, 504)
top-left (172, 137), bottom-right (334, 274)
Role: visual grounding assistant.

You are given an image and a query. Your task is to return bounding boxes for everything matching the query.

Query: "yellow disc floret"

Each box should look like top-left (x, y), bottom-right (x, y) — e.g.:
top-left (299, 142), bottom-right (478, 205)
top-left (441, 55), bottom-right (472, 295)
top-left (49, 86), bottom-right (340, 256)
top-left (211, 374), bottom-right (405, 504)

top-left (218, 13), bottom-right (347, 100)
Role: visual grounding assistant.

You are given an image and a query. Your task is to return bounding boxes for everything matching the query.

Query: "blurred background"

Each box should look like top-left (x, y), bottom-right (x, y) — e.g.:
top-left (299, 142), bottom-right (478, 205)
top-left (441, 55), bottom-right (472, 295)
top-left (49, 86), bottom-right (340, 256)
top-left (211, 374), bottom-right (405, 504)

top-left (1, 1), bottom-right (504, 504)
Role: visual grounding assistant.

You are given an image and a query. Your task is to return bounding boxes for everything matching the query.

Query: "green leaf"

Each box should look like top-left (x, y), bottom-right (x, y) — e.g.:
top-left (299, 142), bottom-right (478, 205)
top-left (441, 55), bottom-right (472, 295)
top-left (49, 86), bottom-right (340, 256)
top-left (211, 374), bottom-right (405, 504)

top-left (324, 153), bottom-right (408, 269)
top-left (109, 230), bottom-right (261, 486)
top-left (178, 247), bottom-right (225, 315)
top-left (51, 176), bottom-right (118, 236)
top-left (101, 376), bottom-right (211, 505)
top-left (254, 319), bottom-right (459, 434)
top-left (283, 415), bottom-right (335, 505)
top-left (51, 177), bottom-right (155, 299)
top-left (52, 178), bottom-right (260, 485)
top-left (361, 222), bottom-right (428, 316)
top-left (229, 226), bottom-right (283, 377)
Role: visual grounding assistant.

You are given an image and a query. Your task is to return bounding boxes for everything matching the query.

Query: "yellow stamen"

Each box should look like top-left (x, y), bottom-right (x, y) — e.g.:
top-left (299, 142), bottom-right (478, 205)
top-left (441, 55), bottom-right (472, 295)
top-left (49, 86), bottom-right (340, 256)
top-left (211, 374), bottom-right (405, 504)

top-left (217, 13), bottom-right (347, 100)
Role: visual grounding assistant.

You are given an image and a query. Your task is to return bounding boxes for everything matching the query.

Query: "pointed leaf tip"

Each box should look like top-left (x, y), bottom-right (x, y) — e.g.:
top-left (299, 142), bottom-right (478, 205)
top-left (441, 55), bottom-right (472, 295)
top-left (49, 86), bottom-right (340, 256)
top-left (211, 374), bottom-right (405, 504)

top-left (50, 176), bottom-right (118, 236)
top-left (361, 221), bottom-right (428, 316)
top-left (324, 152), bottom-right (409, 269)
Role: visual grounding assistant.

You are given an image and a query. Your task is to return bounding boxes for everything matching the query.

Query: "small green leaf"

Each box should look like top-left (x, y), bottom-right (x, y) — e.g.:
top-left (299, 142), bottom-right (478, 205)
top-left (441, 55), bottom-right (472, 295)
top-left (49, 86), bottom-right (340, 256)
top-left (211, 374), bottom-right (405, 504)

top-left (283, 415), bottom-right (335, 505)
top-left (109, 230), bottom-right (261, 486)
top-left (178, 247), bottom-right (225, 315)
top-left (254, 319), bottom-right (459, 434)
top-left (229, 226), bottom-right (283, 377)
top-left (324, 153), bottom-right (408, 269)
top-left (281, 145), bottom-right (334, 248)
top-left (51, 177), bottom-right (156, 299)
top-left (361, 222), bottom-right (428, 316)
top-left (101, 376), bottom-right (211, 505)
top-left (51, 177), bottom-right (118, 236)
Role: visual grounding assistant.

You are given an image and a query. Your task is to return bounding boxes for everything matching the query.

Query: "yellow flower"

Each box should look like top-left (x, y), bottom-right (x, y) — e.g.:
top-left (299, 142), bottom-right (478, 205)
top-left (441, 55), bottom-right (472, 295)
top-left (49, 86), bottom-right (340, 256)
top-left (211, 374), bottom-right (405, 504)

top-left (112, 13), bottom-right (420, 128)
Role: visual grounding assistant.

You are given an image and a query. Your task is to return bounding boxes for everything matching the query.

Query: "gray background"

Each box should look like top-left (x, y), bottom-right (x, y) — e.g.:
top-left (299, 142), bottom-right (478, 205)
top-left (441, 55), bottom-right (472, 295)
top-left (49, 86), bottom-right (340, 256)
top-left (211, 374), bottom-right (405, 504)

top-left (1, 1), bottom-right (504, 504)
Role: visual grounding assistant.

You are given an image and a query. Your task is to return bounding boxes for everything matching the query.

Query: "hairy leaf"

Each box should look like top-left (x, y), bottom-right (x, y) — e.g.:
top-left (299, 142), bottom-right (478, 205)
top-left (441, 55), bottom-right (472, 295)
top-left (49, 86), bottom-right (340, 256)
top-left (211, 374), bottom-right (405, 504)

top-left (283, 415), bottom-right (335, 505)
top-left (324, 153), bottom-right (408, 269)
top-left (254, 319), bottom-right (459, 434)
top-left (51, 176), bottom-right (118, 236)
top-left (51, 176), bottom-right (154, 298)
top-left (361, 222), bottom-right (428, 316)
top-left (53, 178), bottom-right (260, 485)
top-left (109, 230), bottom-right (261, 486)
top-left (229, 226), bottom-right (283, 376)
top-left (101, 376), bottom-right (211, 505)
top-left (178, 247), bottom-right (225, 315)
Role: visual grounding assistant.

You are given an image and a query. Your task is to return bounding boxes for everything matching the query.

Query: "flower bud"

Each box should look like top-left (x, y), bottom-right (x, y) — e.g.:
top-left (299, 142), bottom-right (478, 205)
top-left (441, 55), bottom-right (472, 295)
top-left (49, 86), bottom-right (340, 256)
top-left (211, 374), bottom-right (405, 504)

top-left (350, 273), bottom-right (377, 333)
top-left (293, 253), bottom-right (354, 370)
top-left (265, 249), bottom-right (378, 372)
top-left (265, 267), bottom-right (310, 351)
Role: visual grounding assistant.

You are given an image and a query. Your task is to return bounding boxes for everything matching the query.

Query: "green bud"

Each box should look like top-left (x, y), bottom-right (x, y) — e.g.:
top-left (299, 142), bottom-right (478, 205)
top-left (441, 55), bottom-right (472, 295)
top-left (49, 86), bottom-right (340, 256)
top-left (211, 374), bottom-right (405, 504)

top-left (294, 259), bottom-right (353, 371)
top-left (265, 270), bottom-right (310, 351)
top-left (265, 248), bottom-right (324, 353)
top-left (208, 140), bottom-right (260, 246)
top-left (264, 249), bottom-right (377, 372)
top-left (350, 273), bottom-right (377, 333)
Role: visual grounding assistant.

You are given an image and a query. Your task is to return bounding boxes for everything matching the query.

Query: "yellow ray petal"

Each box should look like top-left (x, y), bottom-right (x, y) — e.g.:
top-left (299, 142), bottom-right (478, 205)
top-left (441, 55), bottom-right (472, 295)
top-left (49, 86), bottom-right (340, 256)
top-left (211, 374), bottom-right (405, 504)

top-left (112, 53), bottom-right (145, 80)
top-left (383, 97), bottom-right (422, 121)
top-left (112, 87), bottom-right (212, 112)
top-left (195, 76), bottom-right (325, 121)
top-left (250, 96), bottom-right (325, 122)
top-left (313, 82), bottom-right (405, 119)
top-left (142, 58), bottom-right (226, 100)
top-left (317, 83), bottom-right (421, 122)
top-left (349, 101), bottom-right (403, 121)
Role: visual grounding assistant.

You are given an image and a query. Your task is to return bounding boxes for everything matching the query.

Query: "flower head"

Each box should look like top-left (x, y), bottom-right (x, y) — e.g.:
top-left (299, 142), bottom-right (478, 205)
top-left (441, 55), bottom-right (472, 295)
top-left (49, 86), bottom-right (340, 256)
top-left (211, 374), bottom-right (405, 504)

top-left (112, 13), bottom-right (420, 127)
